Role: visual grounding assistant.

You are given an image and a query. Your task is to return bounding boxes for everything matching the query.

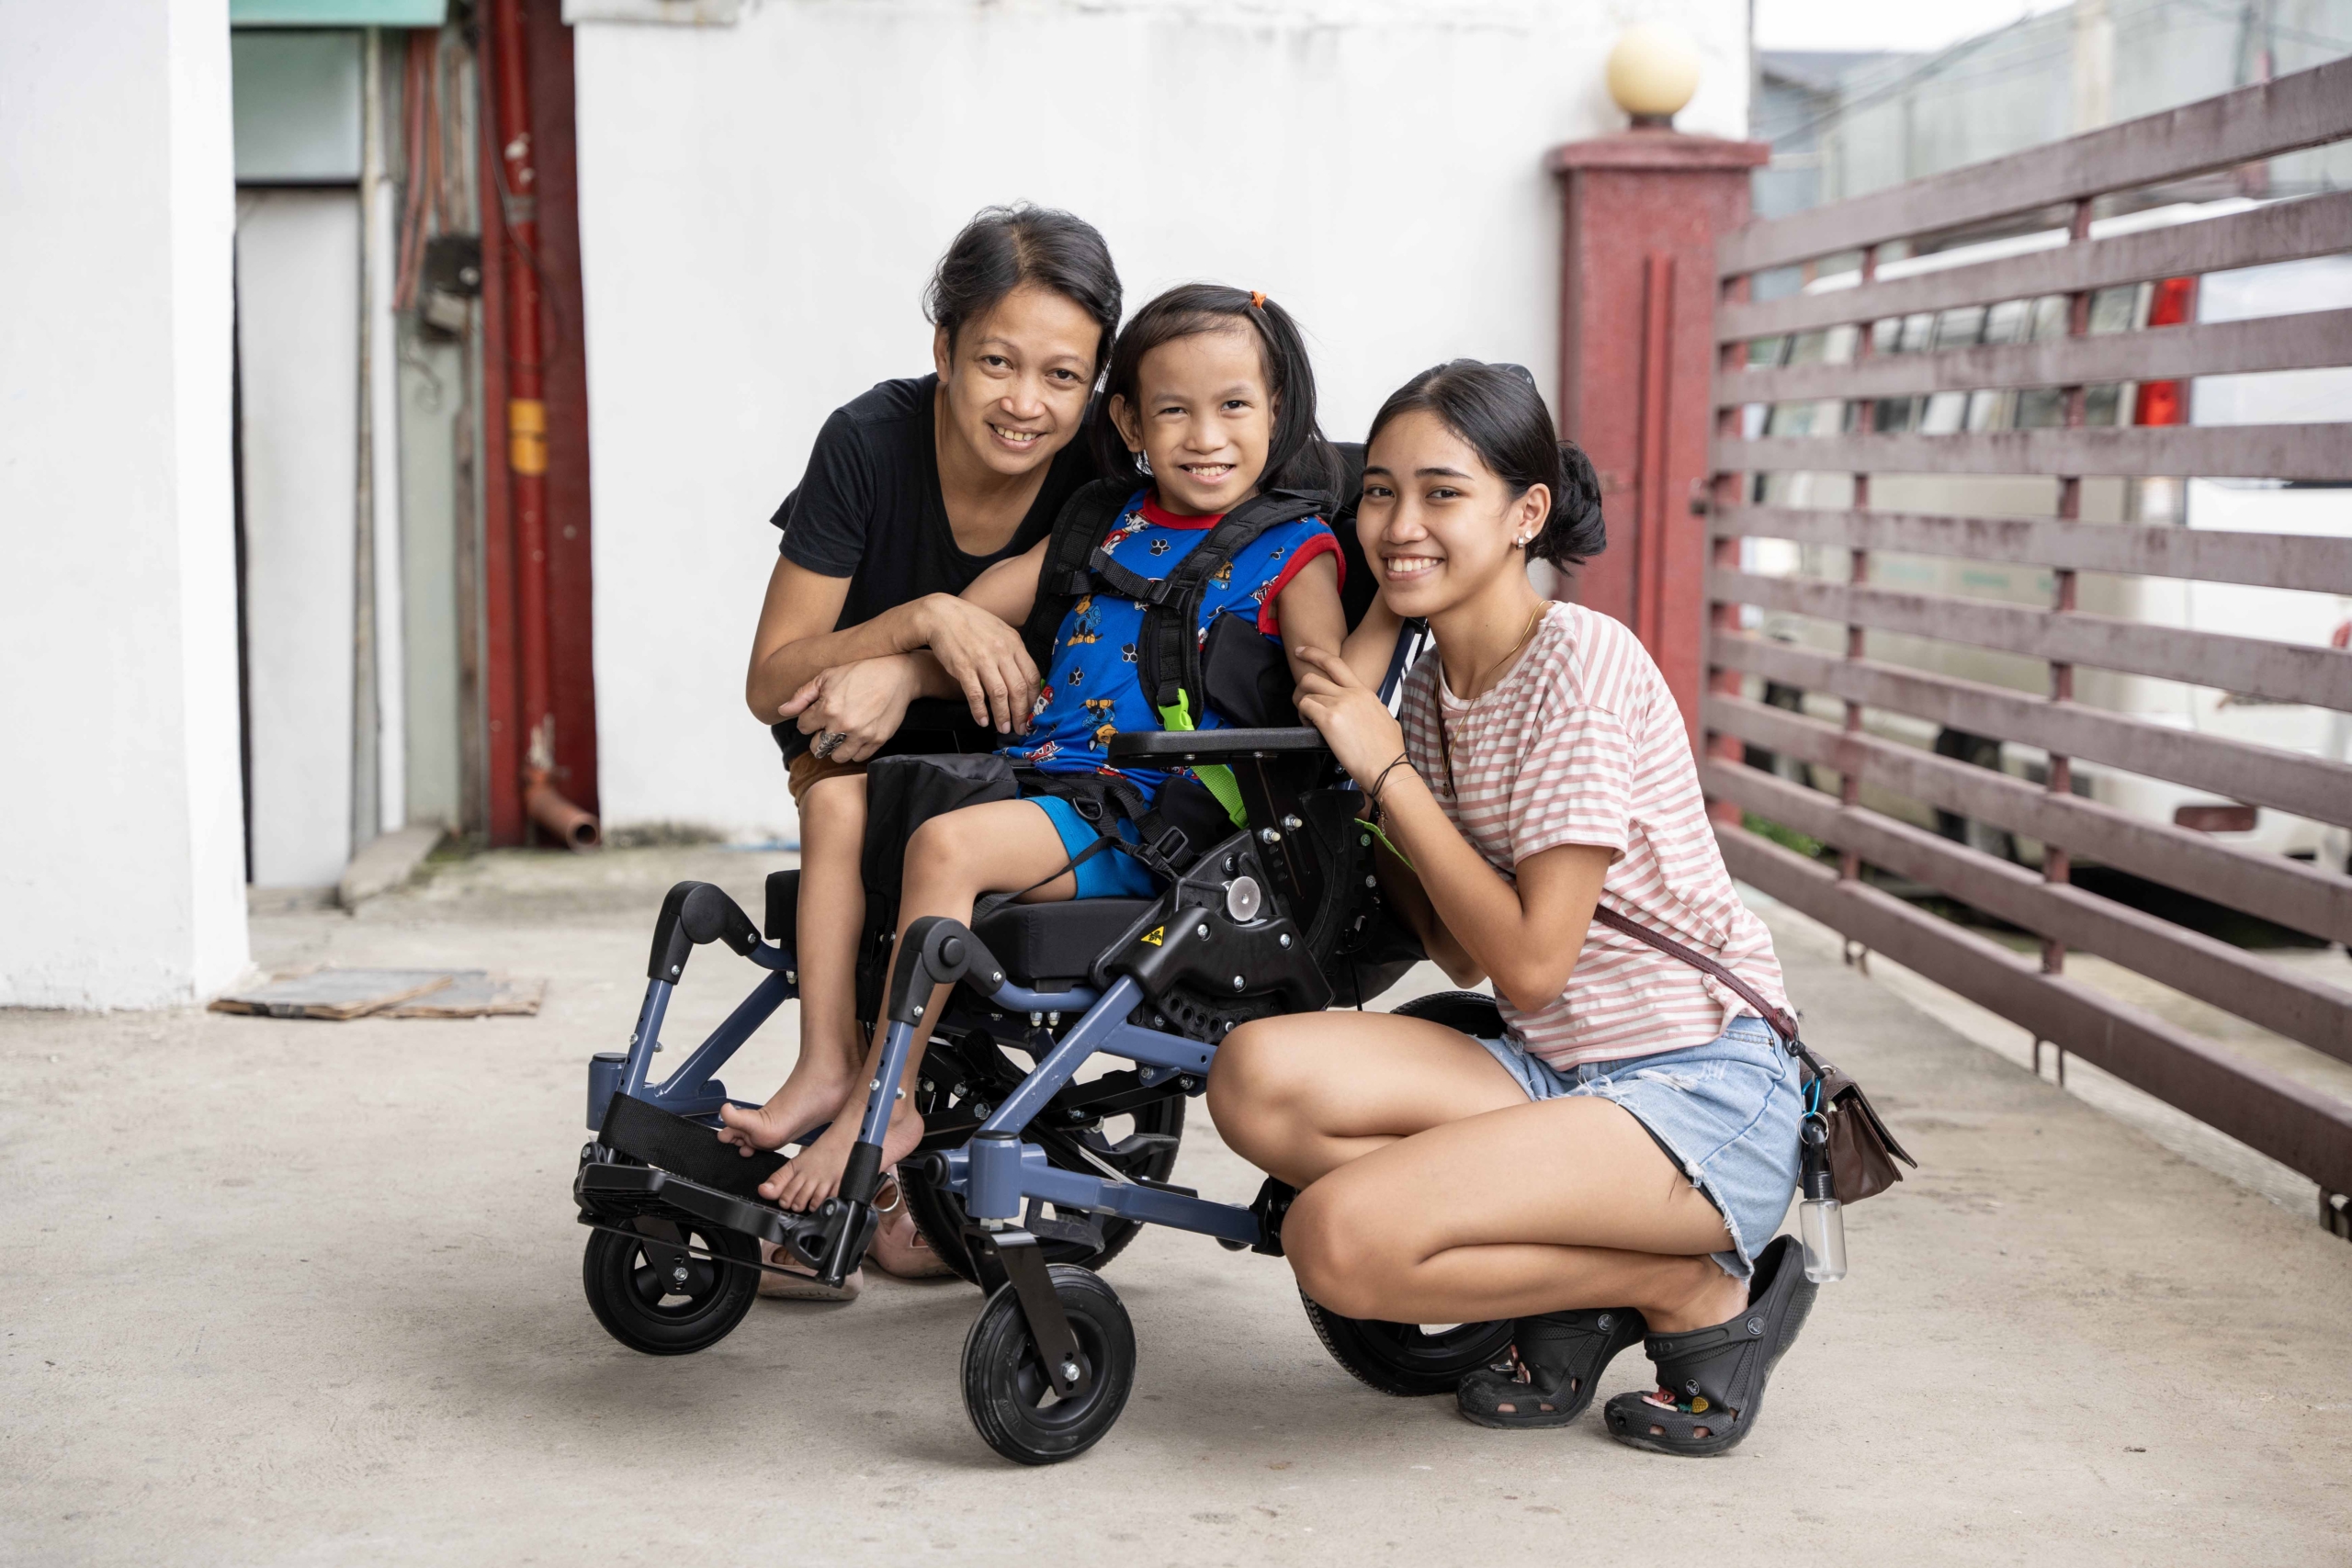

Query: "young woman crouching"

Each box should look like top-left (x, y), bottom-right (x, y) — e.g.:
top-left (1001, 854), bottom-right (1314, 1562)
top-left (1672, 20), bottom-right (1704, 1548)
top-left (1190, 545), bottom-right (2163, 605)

top-left (1208, 360), bottom-right (1815, 1457)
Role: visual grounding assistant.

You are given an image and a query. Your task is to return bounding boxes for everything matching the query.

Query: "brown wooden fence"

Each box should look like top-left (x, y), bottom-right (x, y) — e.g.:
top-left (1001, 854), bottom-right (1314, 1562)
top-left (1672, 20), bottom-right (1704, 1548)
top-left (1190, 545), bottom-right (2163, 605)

top-left (1703, 58), bottom-right (2352, 1228)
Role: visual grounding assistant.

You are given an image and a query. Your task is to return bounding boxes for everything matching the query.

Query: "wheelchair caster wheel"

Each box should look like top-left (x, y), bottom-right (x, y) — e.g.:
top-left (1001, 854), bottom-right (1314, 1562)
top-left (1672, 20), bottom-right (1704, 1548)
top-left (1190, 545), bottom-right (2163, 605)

top-left (1299, 1292), bottom-right (1515, 1396)
top-left (960, 1265), bottom-right (1135, 1464)
top-left (582, 1219), bottom-right (760, 1356)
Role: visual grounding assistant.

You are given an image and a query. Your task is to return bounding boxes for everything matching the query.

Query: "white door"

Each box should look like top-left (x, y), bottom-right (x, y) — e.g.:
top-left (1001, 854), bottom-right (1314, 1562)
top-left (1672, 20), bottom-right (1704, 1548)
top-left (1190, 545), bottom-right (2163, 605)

top-left (236, 188), bottom-right (358, 889)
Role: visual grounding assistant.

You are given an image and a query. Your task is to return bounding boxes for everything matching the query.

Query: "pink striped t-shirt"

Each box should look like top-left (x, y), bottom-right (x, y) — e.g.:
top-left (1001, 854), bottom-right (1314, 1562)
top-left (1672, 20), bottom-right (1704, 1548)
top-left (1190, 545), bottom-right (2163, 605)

top-left (1398, 602), bottom-right (1789, 1069)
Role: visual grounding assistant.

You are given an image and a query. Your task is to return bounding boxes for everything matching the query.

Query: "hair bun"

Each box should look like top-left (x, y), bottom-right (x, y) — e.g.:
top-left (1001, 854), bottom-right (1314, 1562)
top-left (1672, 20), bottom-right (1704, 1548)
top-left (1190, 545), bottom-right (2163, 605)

top-left (1545, 439), bottom-right (1606, 565)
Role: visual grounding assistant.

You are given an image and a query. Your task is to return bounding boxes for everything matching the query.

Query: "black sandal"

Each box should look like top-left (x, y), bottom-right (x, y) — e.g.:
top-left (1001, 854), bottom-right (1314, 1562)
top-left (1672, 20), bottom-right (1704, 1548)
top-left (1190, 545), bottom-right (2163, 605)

top-left (1455, 1307), bottom-right (1647, 1428)
top-left (1603, 1235), bottom-right (1816, 1457)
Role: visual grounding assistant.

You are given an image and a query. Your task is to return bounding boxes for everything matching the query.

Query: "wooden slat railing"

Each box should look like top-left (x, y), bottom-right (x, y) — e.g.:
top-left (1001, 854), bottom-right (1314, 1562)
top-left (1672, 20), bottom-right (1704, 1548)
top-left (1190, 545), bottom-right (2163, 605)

top-left (1706, 694), bottom-right (2352, 944)
top-left (1713, 635), bottom-right (2352, 828)
top-left (1705, 61), bottom-right (2352, 1220)
top-left (1710, 506), bottom-right (2352, 592)
top-left (1721, 57), bottom-right (2352, 275)
top-left (1712, 568), bottom-right (2352, 707)
top-left (1718, 188), bottom-right (2352, 341)
top-left (1720, 307), bottom-right (2352, 407)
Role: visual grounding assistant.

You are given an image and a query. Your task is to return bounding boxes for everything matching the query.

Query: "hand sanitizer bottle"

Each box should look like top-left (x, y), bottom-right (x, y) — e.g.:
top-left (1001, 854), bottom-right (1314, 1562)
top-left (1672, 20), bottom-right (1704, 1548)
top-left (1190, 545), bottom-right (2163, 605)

top-left (1797, 1113), bottom-right (1846, 1283)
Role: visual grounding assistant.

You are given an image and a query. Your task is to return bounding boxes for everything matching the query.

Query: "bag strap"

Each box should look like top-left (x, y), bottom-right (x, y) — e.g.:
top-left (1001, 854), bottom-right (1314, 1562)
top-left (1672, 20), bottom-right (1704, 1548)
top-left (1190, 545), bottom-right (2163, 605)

top-left (1588, 905), bottom-right (1801, 1047)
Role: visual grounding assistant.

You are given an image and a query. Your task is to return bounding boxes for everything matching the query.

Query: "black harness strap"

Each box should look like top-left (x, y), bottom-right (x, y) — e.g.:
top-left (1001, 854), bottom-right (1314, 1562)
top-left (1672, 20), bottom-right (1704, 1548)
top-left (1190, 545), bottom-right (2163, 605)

top-left (1126, 488), bottom-right (1326, 719)
top-left (1020, 478), bottom-right (1134, 671)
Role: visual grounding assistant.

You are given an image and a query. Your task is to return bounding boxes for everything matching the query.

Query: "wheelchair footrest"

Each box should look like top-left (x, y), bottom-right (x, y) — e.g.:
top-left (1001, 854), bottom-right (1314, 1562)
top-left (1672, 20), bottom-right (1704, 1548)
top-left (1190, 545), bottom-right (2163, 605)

top-left (582, 1093), bottom-right (836, 1265)
top-left (599, 1091), bottom-right (785, 1198)
top-left (575, 1160), bottom-right (819, 1258)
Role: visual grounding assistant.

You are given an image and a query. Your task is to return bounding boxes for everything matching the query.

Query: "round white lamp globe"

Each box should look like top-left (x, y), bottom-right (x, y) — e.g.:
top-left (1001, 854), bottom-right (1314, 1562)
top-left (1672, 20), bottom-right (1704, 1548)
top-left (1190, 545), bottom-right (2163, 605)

top-left (1606, 23), bottom-right (1702, 126)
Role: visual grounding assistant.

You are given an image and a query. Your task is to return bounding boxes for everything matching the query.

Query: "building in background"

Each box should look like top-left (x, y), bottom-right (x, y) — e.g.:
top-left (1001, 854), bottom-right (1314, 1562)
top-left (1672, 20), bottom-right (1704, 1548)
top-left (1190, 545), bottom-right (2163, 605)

top-left (1737, 1), bottom-right (2352, 876)
top-left (1755, 0), bottom-right (2352, 219)
top-left (566, 0), bottom-right (1751, 843)
top-left (2, 0), bottom-right (1754, 1006)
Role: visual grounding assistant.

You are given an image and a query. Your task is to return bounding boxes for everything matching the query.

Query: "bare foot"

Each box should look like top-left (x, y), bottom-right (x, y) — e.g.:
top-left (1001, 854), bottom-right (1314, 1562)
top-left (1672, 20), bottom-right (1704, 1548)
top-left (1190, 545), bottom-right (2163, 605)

top-left (762, 1103), bottom-right (924, 1212)
top-left (717, 1061), bottom-right (855, 1157)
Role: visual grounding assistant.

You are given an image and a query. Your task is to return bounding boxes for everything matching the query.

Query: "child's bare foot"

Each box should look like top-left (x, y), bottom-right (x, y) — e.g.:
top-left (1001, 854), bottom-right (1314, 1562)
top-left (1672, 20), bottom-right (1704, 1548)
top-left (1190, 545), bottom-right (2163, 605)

top-left (717, 1060), bottom-right (855, 1156)
top-left (761, 1103), bottom-right (924, 1212)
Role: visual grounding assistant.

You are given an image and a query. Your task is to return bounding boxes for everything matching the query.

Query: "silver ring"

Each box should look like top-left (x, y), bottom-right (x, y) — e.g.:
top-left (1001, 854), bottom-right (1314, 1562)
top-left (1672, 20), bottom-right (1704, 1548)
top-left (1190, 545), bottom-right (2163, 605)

top-left (813, 729), bottom-right (849, 761)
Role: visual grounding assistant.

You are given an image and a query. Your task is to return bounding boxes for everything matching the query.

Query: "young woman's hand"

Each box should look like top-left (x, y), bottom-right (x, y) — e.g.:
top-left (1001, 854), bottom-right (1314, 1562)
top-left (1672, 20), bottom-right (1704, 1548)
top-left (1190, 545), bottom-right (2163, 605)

top-left (917, 593), bottom-right (1039, 734)
top-left (778, 656), bottom-right (921, 763)
top-left (1293, 645), bottom-right (1407, 787)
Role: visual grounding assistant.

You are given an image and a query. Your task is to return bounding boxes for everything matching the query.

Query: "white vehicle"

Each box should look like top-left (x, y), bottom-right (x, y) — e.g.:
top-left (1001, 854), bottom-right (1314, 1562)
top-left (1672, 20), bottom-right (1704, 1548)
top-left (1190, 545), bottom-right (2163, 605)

top-left (1737, 200), bottom-right (2352, 882)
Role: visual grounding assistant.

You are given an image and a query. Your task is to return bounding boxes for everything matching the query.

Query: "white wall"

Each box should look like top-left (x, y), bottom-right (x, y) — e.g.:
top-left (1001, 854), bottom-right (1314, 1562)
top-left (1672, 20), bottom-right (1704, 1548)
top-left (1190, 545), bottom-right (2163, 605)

top-left (571, 0), bottom-right (1747, 840)
top-left (0, 0), bottom-right (250, 1007)
top-left (236, 190), bottom-right (361, 888)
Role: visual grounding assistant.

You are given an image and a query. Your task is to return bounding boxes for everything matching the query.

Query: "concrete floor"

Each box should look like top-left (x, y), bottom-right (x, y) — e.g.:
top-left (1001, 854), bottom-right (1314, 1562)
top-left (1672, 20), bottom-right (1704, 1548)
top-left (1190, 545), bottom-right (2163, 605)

top-left (5, 845), bottom-right (2349, 1566)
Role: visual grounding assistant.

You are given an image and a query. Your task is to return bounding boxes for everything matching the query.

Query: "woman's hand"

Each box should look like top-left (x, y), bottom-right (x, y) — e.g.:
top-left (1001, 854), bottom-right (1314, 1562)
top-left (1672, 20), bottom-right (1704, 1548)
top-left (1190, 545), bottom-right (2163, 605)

top-left (778, 656), bottom-right (921, 763)
top-left (1293, 646), bottom-right (1407, 789)
top-left (917, 593), bottom-right (1039, 735)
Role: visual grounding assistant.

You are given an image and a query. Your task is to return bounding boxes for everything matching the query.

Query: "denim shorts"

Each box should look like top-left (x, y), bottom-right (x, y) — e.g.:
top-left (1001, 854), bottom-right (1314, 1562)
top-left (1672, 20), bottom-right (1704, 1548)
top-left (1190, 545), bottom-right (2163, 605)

top-left (1475, 1014), bottom-right (1804, 1280)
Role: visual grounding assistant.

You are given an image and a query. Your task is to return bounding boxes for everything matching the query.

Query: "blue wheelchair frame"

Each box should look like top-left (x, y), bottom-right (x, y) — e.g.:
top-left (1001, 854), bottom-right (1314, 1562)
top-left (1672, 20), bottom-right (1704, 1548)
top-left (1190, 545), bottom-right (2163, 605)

top-left (585, 931), bottom-right (1255, 1250)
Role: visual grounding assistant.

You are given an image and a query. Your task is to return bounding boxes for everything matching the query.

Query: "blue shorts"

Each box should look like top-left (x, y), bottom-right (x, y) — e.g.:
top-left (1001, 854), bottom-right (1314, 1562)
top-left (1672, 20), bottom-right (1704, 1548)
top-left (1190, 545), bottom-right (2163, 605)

top-left (1475, 1014), bottom-right (1804, 1280)
top-left (1025, 794), bottom-right (1160, 900)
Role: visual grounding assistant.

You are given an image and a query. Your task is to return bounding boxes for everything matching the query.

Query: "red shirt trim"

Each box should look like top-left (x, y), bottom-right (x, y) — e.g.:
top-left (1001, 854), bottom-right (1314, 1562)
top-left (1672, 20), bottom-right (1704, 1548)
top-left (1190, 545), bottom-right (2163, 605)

top-left (1256, 532), bottom-right (1344, 636)
top-left (1139, 492), bottom-right (1220, 531)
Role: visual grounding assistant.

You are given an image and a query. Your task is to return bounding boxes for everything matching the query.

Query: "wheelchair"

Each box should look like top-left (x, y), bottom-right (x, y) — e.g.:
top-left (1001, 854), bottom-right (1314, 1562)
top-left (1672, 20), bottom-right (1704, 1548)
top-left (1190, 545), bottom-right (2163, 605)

top-left (569, 709), bottom-right (1538, 1463)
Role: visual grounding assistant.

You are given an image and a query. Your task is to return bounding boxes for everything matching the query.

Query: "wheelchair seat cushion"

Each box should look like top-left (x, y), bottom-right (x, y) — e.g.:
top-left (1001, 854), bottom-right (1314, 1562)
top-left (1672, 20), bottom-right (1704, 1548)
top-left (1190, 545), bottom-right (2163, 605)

top-left (973, 897), bottom-right (1159, 985)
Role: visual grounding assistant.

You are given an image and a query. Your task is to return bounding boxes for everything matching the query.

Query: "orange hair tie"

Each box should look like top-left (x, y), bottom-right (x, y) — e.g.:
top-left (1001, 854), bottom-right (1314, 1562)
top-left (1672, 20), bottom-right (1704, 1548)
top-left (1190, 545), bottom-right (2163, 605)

top-left (1250, 289), bottom-right (1267, 309)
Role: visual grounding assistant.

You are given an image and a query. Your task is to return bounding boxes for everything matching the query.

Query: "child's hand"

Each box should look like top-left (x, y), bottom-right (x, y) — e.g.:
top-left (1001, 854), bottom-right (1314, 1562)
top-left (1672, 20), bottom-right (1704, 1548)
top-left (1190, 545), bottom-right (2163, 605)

top-left (919, 592), bottom-right (1039, 734)
top-left (1293, 646), bottom-right (1407, 787)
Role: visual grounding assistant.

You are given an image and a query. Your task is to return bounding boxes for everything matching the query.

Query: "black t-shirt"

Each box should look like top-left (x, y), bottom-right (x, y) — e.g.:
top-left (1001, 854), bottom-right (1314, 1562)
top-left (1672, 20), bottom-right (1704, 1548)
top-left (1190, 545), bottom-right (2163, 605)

top-left (768, 374), bottom-right (1097, 760)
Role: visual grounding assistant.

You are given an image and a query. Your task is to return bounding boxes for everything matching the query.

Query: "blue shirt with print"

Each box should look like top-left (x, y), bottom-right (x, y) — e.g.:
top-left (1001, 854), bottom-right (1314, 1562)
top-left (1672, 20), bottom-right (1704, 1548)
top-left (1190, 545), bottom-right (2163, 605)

top-left (1001, 489), bottom-right (1340, 801)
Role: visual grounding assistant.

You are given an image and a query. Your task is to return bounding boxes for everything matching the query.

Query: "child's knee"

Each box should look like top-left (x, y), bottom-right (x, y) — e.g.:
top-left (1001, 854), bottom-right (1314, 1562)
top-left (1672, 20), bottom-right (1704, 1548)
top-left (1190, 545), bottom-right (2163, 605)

top-left (904, 813), bottom-right (978, 890)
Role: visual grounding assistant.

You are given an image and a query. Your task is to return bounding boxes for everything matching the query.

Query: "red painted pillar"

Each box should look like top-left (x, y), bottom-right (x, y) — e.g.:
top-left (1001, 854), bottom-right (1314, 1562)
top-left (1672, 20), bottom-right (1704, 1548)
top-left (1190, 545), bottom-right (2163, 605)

top-left (1547, 131), bottom-right (1766, 746)
top-left (484, 0), bottom-right (598, 848)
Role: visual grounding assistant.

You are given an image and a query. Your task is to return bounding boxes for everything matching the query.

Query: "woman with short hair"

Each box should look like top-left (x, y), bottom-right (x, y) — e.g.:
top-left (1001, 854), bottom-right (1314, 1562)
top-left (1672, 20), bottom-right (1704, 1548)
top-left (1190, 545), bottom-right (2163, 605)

top-left (731, 207), bottom-right (1121, 1292)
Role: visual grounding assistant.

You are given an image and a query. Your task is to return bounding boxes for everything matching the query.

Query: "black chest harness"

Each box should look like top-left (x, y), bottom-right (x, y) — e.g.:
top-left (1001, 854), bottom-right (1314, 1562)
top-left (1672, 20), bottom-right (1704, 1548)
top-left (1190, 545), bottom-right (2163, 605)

top-left (1005, 479), bottom-right (1328, 876)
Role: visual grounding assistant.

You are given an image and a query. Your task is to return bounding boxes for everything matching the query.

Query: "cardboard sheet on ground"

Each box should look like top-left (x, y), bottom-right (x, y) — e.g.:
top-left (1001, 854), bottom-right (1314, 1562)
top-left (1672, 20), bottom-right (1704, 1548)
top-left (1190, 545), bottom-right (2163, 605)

top-left (211, 968), bottom-right (544, 1020)
top-left (383, 973), bottom-right (546, 1017)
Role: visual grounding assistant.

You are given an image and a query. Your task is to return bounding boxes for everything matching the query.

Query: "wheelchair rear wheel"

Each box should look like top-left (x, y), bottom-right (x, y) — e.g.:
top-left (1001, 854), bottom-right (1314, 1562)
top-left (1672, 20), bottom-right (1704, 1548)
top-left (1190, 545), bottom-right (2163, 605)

top-left (901, 1053), bottom-right (1187, 1282)
top-left (1299, 1295), bottom-right (1517, 1396)
top-left (582, 1218), bottom-right (760, 1356)
top-left (1292, 988), bottom-right (1514, 1394)
top-left (961, 1265), bottom-right (1136, 1465)
top-left (1391, 987), bottom-right (1506, 1038)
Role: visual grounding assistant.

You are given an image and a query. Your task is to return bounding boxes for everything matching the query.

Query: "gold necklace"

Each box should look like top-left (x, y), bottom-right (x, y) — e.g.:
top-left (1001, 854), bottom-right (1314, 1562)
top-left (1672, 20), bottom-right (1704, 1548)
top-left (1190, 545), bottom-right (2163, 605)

top-left (1438, 602), bottom-right (1548, 796)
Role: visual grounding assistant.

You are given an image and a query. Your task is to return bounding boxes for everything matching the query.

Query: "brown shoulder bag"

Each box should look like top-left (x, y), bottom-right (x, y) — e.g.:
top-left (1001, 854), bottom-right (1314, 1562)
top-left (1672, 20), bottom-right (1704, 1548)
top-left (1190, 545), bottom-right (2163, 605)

top-left (1590, 907), bottom-right (1917, 1203)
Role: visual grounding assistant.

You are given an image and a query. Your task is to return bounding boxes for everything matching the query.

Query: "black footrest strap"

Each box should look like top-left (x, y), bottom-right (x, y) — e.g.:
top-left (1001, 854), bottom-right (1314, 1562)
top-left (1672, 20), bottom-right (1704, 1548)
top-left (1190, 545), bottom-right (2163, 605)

top-left (599, 1092), bottom-right (785, 1200)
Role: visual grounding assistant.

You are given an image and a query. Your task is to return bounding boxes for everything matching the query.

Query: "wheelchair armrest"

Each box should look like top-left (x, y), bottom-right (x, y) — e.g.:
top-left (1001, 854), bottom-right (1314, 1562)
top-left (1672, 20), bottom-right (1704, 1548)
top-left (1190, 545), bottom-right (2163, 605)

top-left (1103, 727), bottom-right (1331, 764)
top-left (647, 880), bottom-right (762, 982)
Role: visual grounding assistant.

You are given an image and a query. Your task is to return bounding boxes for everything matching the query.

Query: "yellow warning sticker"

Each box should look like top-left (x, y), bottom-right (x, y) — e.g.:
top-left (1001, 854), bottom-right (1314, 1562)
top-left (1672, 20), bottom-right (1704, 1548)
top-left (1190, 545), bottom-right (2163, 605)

top-left (1139, 925), bottom-right (1164, 946)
